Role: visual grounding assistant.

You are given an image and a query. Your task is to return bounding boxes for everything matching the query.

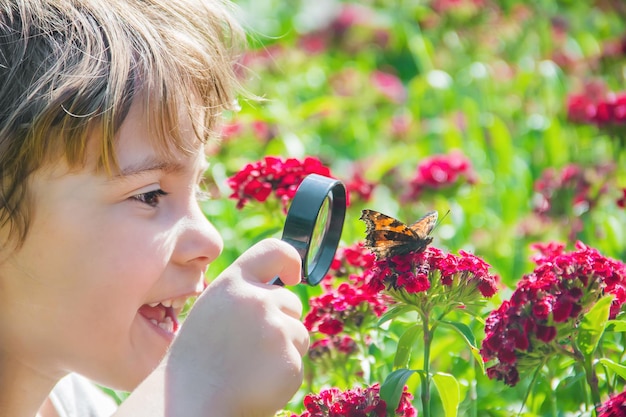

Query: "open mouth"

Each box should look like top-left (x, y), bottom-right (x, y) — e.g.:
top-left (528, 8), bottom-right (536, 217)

top-left (138, 297), bottom-right (188, 334)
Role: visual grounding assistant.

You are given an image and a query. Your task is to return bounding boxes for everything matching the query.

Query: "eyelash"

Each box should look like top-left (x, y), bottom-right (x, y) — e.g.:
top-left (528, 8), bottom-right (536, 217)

top-left (132, 187), bottom-right (210, 208)
top-left (133, 189), bottom-right (169, 207)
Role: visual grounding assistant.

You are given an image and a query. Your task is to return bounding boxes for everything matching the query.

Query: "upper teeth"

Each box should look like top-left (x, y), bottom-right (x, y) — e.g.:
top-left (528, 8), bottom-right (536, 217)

top-left (148, 297), bottom-right (187, 309)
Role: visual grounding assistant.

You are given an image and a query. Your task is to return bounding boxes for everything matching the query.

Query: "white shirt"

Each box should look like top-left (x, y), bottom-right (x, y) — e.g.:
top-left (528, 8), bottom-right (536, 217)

top-left (48, 374), bottom-right (118, 417)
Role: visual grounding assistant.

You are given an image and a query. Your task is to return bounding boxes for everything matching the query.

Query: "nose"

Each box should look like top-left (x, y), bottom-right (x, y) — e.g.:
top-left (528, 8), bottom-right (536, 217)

top-left (173, 201), bottom-right (224, 271)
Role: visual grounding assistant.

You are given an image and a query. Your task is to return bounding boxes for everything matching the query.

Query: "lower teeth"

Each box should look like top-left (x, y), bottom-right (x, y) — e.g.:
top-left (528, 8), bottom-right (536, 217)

top-left (149, 316), bottom-right (174, 332)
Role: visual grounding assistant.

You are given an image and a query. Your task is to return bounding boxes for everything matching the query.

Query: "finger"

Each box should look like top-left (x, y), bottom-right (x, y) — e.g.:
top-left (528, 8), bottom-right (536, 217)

top-left (264, 285), bottom-right (304, 320)
top-left (287, 316), bottom-right (310, 357)
top-left (233, 238), bottom-right (302, 286)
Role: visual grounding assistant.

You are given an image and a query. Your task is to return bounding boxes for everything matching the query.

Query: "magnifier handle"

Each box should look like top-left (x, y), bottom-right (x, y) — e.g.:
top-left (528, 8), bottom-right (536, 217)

top-left (270, 277), bottom-right (285, 286)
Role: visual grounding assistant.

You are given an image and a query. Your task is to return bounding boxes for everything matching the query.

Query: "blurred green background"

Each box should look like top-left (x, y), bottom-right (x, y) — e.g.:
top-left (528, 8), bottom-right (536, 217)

top-left (201, 0), bottom-right (626, 415)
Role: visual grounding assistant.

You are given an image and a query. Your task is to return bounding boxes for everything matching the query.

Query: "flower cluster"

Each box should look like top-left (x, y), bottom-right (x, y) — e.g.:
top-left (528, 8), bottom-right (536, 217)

top-left (220, 119), bottom-right (276, 142)
top-left (330, 242), bottom-right (377, 278)
top-left (567, 91), bottom-right (626, 126)
top-left (303, 282), bottom-right (389, 336)
top-left (290, 384), bottom-right (417, 417)
top-left (309, 335), bottom-right (359, 361)
top-left (404, 151), bottom-right (477, 201)
top-left (598, 389), bottom-right (626, 417)
top-left (345, 172), bottom-right (377, 203)
top-left (481, 241), bottom-right (626, 387)
top-left (532, 163), bottom-right (614, 219)
top-left (227, 156), bottom-right (332, 210)
top-left (362, 246), bottom-right (498, 306)
top-left (431, 0), bottom-right (485, 15)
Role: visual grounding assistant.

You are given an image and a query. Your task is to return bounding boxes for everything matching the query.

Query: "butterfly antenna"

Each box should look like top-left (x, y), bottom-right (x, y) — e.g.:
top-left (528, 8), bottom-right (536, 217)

top-left (433, 209), bottom-right (451, 232)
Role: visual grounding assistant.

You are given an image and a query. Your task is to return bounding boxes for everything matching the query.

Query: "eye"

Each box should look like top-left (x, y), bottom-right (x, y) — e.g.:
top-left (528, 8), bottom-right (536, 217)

top-left (132, 189), bottom-right (169, 207)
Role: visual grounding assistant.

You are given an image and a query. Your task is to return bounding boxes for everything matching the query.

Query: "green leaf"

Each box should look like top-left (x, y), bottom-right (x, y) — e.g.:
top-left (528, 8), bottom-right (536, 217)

top-left (439, 320), bottom-right (477, 347)
top-left (394, 325), bottom-right (422, 369)
top-left (377, 304), bottom-right (415, 326)
top-left (598, 358), bottom-right (626, 380)
top-left (432, 372), bottom-right (460, 417)
top-left (380, 368), bottom-right (416, 415)
top-left (577, 295), bottom-right (613, 358)
top-left (439, 320), bottom-right (484, 371)
top-left (604, 319), bottom-right (626, 333)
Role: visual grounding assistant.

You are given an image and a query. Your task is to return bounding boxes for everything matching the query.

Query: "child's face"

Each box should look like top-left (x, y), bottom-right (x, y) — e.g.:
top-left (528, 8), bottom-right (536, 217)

top-left (0, 98), bottom-right (223, 390)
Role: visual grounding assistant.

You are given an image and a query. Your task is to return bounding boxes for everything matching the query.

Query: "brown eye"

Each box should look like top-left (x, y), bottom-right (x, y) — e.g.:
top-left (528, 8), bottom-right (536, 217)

top-left (133, 189), bottom-right (169, 207)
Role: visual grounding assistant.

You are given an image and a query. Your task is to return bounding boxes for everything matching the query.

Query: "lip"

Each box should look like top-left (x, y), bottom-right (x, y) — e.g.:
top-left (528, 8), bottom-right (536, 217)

top-left (138, 313), bottom-right (177, 343)
top-left (138, 290), bottom-right (202, 340)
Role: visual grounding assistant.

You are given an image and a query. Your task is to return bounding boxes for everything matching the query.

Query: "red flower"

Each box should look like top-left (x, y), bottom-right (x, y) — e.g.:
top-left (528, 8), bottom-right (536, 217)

top-left (227, 156), bottom-right (332, 210)
top-left (567, 89), bottom-right (626, 126)
top-left (598, 389), bottom-right (626, 417)
top-left (345, 171), bottom-right (376, 203)
top-left (364, 247), bottom-right (498, 298)
top-left (293, 384), bottom-right (416, 417)
top-left (567, 94), bottom-right (596, 124)
top-left (481, 241), bottom-right (626, 387)
top-left (535, 324), bottom-right (557, 343)
top-left (304, 282), bottom-right (388, 336)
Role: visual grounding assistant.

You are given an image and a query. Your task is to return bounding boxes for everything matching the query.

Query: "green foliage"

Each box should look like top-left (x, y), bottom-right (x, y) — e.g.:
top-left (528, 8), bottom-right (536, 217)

top-left (206, 0), bottom-right (626, 415)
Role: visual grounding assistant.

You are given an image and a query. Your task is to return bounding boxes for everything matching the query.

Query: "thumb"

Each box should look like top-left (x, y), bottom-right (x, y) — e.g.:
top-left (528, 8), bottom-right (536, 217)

top-left (229, 238), bottom-right (302, 286)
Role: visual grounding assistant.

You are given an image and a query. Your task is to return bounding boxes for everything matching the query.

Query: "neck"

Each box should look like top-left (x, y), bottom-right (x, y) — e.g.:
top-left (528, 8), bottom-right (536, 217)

top-left (0, 350), bottom-right (61, 417)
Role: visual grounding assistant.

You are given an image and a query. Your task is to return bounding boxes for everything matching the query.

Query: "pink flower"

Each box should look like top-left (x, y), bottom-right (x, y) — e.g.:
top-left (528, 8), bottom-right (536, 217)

top-left (298, 33), bottom-right (328, 55)
top-left (405, 151), bottom-right (477, 200)
top-left (220, 121), bottom-right (243, 140)
top-left (532, 163), bottom-right (614, 219)
top-left (371, 70), bottom-right (406, 103)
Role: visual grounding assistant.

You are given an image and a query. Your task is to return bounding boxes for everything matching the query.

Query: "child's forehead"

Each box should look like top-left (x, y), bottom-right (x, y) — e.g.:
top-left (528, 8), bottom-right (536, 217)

top-left (90, 94), bottom-right (211, 175)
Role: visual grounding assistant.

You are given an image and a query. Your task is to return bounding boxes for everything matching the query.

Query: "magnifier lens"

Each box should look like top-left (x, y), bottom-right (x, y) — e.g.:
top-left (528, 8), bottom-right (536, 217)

top-left (306, 195), bottom-right (331, 272)
top-left (273, 173), bottom-right (346, 286)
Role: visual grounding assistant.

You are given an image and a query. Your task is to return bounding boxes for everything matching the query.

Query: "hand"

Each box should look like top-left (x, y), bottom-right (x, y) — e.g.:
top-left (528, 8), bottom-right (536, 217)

top-left (165, 238), bottom-right (309, 416)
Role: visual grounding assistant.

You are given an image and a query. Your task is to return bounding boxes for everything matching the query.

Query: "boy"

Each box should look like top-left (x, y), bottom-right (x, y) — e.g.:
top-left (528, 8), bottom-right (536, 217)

top-left (0, 0), bottom-right (308, 416)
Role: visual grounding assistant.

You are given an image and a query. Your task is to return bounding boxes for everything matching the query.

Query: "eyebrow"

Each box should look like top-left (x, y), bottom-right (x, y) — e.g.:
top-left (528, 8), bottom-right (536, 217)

top-left (112, 156), bottom-right (209, 179)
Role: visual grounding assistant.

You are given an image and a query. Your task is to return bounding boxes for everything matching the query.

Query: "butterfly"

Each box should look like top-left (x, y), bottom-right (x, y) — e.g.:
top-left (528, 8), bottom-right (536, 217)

top-left (359, 209), bottom-right (438, 260)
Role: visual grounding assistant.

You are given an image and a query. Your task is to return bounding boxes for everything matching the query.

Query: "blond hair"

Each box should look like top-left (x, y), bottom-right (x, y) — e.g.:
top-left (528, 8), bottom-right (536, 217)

top-left (0, 0), bottom-right (244, 246)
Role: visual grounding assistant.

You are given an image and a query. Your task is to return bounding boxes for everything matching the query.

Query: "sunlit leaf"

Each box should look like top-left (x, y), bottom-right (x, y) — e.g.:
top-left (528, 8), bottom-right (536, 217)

top-left (577, 295), bottom-right (613, 358)
top-left (432, 372), bottom-right (460, 417)
top-left (394, 324), bottom-right (422, 369)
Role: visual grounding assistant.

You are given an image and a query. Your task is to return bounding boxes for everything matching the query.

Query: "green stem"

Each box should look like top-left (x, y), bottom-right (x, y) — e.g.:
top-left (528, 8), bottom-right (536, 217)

top-left (582, 356), bottom-right (602, 414)
top-left (469, 356), bottom-right (477, 417)
top-left (421, 314), bottom-right (431, 417)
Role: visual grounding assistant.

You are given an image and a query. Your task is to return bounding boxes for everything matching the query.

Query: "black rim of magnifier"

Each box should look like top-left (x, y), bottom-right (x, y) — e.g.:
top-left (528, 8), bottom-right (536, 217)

top-left (276, 174), bottom-right (346, 286)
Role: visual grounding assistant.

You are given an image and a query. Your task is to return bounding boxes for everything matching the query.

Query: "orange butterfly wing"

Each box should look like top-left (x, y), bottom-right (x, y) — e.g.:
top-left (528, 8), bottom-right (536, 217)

top-left (360, 209), bottom-right (438, 260)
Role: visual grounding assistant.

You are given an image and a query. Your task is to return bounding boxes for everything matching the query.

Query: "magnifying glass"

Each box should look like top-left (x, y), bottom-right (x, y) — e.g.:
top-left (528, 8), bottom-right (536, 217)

top-left (270, 174), bottom-right (346, 286)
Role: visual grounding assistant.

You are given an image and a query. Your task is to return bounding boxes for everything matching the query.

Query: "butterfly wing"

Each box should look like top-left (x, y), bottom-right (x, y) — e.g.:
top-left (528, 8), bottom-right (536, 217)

top-left (408, 210), bottom-right (438, 251)
top-left (409, 211), bottom-right (438, 238)
top-left (360, 209), bottom-right (419, 260)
